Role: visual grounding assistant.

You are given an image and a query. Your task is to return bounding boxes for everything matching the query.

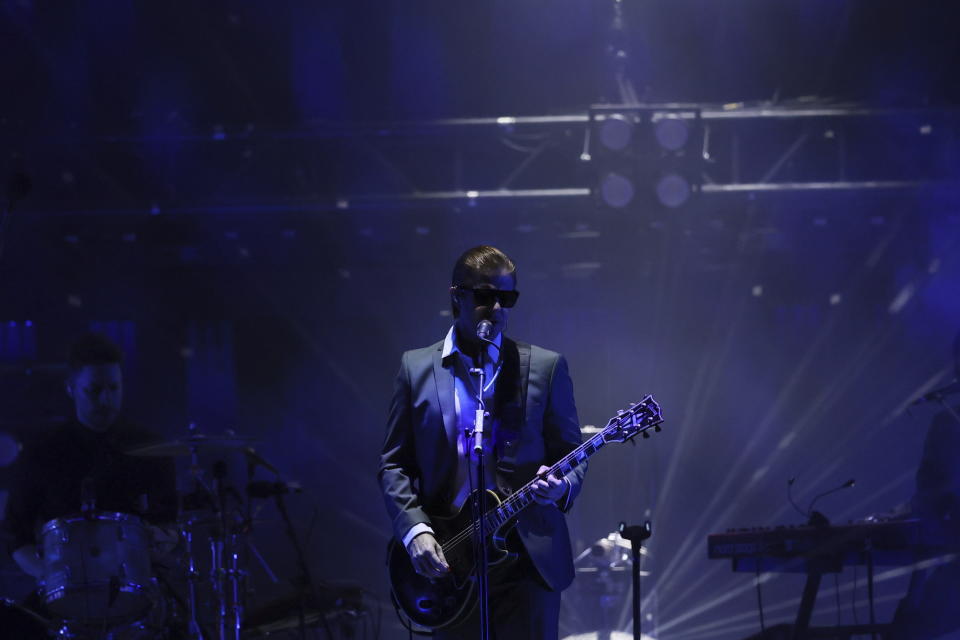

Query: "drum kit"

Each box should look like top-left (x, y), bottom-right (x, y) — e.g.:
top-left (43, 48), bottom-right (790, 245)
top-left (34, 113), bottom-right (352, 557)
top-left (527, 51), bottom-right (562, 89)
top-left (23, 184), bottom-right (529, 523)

top-left (13, 424), bottom-right (360, 640)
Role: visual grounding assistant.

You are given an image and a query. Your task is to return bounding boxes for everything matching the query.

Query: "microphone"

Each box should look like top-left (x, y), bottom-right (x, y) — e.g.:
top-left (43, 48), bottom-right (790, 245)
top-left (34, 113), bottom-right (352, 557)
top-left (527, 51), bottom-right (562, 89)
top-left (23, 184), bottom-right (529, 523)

top-left (246, 480), bottom-right (303, 499)
top-left (472, 319), bottom-right (496, 453)
top-left (787, 476), bottom-right (806, 519)
top-left (912, 380), bottom-right (960, 405)
top-left (807, 478), bottom-right (855, 526)
top-left (476, 319), bottom-right (493, 342)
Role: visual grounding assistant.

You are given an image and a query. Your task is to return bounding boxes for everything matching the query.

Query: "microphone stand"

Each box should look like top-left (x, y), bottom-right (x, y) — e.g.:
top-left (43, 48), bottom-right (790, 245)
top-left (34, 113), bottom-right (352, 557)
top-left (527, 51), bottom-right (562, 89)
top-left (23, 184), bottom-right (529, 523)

top-left (806, 479), bottom-right (855, 528)
top-left (469, 348), bottom-right (491, 640)
top-left (618, 521), bottom-right (652, 640)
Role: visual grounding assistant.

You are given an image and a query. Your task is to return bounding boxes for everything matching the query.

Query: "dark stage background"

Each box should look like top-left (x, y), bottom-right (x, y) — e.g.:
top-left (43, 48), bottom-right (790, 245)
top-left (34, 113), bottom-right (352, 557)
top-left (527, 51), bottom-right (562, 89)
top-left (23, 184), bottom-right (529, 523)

top-left (1, 2), bottom-right (959, 639)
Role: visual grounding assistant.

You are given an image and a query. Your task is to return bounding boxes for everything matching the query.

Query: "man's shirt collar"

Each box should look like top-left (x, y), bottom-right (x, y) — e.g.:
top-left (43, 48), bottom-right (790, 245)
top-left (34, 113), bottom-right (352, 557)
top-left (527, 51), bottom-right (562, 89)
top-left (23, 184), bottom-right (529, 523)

top-left (442, 325), bottom-right (501, 364)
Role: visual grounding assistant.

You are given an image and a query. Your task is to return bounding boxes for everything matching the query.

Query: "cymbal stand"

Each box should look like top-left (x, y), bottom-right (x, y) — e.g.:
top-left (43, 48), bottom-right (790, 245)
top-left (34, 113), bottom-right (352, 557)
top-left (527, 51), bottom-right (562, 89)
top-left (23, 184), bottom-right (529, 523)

top-left (229, 531), bottom-right (244, 640)
top-left (211, 461), bottom-right (228, 640)
top-left (183, 442), bottom-right (208, 640)
top-left (210, 460), bottom-right (247, 640)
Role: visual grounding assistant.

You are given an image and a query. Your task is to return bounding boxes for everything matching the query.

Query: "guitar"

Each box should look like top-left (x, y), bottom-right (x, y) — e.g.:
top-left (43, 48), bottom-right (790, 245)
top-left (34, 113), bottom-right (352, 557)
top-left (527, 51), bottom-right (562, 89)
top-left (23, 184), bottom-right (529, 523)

top-left (387, 395), bottom-right (664, 631)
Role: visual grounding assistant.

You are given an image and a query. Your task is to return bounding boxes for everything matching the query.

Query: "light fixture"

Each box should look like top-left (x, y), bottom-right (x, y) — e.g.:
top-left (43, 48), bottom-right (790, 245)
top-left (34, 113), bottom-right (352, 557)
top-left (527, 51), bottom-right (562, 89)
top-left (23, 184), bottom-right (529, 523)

top-left (598, 113), bottom-right (635, 152)
top-left (653, 115), bottom-right (690, 152)
top-left (599, 172), bottom-right (635, 208)
top-left (655, 172), bottom-right (691, 208)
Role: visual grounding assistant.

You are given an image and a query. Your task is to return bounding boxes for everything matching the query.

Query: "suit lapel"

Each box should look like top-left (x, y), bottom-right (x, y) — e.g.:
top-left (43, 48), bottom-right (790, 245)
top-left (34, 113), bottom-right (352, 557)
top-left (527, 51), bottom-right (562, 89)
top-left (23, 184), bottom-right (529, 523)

top-left (432, 347), bottom-right (458, 446)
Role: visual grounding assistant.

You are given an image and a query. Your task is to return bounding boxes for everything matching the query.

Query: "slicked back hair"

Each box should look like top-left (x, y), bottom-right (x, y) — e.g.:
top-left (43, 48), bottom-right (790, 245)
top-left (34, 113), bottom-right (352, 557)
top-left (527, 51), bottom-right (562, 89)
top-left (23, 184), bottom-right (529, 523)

top-left (451, 245), bottom-right (517, 287)
top-left (68, 332), bottom-right (123, 379)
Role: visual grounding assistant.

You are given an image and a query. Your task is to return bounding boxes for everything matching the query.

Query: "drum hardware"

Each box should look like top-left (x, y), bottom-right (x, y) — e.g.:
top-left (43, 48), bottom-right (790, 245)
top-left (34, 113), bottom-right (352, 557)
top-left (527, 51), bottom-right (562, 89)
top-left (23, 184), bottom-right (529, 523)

top-left (40, 512), bottom-right (154, 623)
top-left (18, 423), bottom-right (317, 640)
top-left (153, 423), bottom-right (284, 640)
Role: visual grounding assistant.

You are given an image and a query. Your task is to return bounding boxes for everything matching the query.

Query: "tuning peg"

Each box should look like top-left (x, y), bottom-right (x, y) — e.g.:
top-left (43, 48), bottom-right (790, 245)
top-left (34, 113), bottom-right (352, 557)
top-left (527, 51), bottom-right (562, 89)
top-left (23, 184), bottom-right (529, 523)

top-left (642, 431), bottom-right (650, 439)
top-left (654, 425), bottom-right (661, 432)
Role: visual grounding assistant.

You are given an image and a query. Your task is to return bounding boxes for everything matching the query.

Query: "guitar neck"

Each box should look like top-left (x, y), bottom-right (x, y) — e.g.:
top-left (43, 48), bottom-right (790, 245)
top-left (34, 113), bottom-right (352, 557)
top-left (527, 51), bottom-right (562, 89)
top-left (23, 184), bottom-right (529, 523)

top-left (483, 431), bottom-right (607, 532)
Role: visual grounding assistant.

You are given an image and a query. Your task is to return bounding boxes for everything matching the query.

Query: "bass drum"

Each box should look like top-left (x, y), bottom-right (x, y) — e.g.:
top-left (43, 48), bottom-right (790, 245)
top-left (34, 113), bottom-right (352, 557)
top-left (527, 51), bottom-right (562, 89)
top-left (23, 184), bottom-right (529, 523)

top-left (40, 512), bottom-right (153, 623)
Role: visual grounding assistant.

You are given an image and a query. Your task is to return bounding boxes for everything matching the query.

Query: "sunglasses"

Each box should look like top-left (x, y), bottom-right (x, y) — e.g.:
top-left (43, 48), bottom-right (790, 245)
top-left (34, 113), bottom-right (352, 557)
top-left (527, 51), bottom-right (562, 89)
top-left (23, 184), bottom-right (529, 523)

top-left (453, 286), bottom-right (520, 308)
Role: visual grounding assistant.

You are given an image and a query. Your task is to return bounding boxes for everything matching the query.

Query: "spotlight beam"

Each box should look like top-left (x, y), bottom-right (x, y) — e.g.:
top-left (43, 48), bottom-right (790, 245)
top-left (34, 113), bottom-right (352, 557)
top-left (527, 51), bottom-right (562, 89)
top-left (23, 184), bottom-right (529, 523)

top-left (654, 226), bottom-right (928, 601)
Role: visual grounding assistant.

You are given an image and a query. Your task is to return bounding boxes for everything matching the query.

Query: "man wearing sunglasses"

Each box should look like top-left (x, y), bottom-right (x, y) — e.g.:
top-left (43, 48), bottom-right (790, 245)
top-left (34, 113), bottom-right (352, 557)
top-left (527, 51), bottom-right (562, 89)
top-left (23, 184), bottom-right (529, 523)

top-left (379, 245), bottom-right (585, 639)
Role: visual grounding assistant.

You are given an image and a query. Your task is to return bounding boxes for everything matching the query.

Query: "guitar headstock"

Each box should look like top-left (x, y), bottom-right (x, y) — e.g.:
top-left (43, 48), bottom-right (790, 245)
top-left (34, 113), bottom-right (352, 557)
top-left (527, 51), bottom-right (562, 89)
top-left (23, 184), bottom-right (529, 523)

top-left (601, 395), bottom-right (663, 443)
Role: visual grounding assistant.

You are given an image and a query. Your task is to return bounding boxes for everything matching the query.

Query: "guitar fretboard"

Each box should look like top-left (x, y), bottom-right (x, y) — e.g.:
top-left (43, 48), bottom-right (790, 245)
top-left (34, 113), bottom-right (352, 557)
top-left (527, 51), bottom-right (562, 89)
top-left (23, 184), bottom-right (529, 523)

top-left (485, 431), bottom-right (607, 531)
top-left (440, 395), bottom-right (660, 555)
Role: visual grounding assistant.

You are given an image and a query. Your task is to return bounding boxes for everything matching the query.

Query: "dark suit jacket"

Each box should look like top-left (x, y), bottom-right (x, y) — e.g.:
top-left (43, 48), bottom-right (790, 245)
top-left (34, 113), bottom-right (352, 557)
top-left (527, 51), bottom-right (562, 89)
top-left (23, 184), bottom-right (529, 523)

top-left (378, 335), bottom-right (586, 591)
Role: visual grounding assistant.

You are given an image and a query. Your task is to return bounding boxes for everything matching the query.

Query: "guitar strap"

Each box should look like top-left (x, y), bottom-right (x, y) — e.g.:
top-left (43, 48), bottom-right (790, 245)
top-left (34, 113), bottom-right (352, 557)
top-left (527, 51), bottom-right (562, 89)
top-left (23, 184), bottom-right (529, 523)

top-left (493, 339), bottom-right (530, 496)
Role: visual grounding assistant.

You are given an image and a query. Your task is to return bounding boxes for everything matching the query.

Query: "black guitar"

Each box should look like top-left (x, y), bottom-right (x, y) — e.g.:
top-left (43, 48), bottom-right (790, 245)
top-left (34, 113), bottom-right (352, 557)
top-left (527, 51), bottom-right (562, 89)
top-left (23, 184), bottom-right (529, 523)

top-left (387, 395), bottom-right (664, 631)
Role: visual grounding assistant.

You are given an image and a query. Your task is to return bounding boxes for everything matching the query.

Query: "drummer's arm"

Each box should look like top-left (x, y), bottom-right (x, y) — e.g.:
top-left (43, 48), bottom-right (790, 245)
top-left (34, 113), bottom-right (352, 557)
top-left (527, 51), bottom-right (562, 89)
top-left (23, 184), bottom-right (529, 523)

top-left (11, 545), bottom-right (43, 580)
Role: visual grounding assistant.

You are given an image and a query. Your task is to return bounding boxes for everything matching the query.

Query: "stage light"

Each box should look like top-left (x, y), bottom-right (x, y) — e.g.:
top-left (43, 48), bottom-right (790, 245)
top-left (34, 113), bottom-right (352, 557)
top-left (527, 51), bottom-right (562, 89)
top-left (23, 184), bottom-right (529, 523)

top-left (653, 115), bottom-right (690, 152)
top-left (589, 107), bottom-right (701, 210)
top-left (654, 172), bottom-right (691, 208)
top-left (599, 171), bottom-right (635, 208)
top-left (598, 113), bottom-right (635, 152)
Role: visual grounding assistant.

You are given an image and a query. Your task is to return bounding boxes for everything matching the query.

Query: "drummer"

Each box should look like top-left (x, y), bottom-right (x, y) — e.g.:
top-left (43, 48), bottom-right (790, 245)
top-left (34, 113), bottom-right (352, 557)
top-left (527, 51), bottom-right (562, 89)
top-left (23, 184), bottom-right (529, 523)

top-left (2, 332), bottom-right (178, 582)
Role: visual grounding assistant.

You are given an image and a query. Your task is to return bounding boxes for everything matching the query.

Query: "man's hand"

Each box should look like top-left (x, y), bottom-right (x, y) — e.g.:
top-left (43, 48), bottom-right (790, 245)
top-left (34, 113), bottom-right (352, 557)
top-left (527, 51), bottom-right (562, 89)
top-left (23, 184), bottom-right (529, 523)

top-left (532, 465), bottom-right (568, 505)
top-left (407, 532), bottom-right (450, 579)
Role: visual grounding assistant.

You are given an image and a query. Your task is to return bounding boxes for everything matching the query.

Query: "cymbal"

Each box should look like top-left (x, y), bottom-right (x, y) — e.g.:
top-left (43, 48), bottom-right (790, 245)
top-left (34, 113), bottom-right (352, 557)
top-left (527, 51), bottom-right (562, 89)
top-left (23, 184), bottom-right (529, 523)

top-left (125, 433), bottom-right (258, 457)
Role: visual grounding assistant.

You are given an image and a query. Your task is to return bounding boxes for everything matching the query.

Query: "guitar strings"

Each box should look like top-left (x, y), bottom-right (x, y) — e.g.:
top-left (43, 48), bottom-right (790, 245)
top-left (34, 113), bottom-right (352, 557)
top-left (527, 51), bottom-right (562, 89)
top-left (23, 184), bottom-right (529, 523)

top-left (440, 432), bottom-right (606, 554)
top-left (440, 400), bottom-right (660, 555)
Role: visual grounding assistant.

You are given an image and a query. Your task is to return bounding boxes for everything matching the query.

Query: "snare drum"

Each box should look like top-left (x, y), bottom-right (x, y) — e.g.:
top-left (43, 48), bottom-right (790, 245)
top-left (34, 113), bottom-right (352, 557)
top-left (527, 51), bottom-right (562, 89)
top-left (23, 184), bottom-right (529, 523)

top-left (40, 512), bottom-right (153, 622)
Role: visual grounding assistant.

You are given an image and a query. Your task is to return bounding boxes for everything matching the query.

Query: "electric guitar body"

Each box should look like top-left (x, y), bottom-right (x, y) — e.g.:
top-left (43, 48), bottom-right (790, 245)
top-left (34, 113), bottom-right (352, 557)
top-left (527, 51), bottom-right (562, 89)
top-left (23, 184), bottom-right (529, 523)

top-left (387, 489), bottom-right (518, 630)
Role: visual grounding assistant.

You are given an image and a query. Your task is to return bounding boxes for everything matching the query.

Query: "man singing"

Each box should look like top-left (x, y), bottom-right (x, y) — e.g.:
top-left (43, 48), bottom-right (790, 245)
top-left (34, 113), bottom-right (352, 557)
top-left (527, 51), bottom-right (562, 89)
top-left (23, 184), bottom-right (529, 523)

top-left (378, 245), bottom-right (586, 639)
